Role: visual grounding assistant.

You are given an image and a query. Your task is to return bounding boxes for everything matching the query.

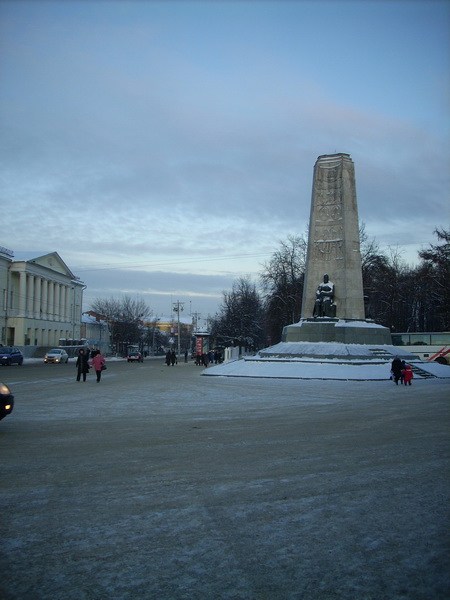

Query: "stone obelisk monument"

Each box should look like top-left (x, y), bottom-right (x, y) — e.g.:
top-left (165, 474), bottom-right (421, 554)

top-left (302, 153), bottom-right (364, 319)
top-left (283, 152), bottom-right (390, 345)
top-left (203, 152), bottom-right (413, 378)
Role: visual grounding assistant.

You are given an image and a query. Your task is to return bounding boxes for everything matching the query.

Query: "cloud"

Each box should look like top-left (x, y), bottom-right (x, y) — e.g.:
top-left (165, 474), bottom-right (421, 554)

top-left (1, 0), bottom-right (448, 316)
top-left (80, 267), bottom-right (237, 317)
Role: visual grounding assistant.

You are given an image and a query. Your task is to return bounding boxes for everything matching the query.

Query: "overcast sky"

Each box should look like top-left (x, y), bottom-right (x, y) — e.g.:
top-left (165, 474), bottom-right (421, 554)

top-left (1, 0), bottom-right (449, 320)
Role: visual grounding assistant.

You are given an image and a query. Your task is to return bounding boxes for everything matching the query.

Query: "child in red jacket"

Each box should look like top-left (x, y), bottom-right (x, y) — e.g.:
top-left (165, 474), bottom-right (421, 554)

top-left (402, 364), bottom-right (414, 386)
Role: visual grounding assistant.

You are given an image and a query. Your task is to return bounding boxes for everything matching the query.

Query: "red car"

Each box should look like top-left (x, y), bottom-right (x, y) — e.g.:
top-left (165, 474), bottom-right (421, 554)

top-left (127, 351), bottom-right (143, 363)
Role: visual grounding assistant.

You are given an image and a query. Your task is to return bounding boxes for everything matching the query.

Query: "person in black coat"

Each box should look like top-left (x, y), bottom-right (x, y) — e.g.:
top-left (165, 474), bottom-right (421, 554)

top-left (76, 348), bottom-right (90, 382)
top-left (391, 356), bottom-right (403, 385)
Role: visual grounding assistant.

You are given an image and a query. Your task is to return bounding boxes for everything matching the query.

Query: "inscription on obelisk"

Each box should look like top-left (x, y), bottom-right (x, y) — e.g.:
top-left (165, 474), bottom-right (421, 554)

top-left (301, 153), bottom-right (365, 320)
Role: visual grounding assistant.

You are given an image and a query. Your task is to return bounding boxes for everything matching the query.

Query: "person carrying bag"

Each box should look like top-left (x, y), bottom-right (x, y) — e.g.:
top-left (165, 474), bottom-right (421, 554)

top-left (90, 350), bottom-right (106, 383)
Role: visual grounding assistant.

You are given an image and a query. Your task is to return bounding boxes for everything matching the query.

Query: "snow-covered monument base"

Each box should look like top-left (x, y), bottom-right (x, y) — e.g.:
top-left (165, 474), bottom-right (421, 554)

top-left (202, 334), bottom-right (450, 380)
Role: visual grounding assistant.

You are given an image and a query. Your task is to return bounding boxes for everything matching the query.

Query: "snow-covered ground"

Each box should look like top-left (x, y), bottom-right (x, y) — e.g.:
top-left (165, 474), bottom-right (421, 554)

top-left (1, 360), bottom-right (449, 599)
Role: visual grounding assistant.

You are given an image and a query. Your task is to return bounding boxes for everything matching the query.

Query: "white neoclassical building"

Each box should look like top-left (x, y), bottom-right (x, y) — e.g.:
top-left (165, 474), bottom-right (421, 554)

top-left (0, 247), bottom-right (85, 351)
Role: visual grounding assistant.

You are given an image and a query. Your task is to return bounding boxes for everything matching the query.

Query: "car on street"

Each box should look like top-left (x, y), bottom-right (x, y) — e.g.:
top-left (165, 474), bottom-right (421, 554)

top-left (0, 347), bottom-right (24, 366)
top-left (127, 351), bottom-right (143, 363)
top-left (44, 348), bottom-right (69, 364)
top-left (0, 381), bottom-right (14, 420)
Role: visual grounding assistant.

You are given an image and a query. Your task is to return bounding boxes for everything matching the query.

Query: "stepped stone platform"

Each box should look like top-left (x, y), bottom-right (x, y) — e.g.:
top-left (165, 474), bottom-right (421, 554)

top-left (202, 339), bottom-right (450, 381)
top-left (258, 340), bottom-right (417, 363)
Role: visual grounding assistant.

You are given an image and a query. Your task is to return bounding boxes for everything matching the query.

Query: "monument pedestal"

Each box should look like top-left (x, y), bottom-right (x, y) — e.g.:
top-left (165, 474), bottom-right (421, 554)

top-left (282, 318), bottom-right (391, 346)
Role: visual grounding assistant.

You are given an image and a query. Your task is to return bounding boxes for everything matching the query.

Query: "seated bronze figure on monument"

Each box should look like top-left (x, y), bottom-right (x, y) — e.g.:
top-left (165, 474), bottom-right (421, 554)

top-left (313, 274), bottom-right (336, 318)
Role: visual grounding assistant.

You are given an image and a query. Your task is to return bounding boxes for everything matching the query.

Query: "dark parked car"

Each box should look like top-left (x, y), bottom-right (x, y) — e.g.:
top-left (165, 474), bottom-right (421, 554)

top-left (0, 382), bottom-right (14, 420)
top-left (127, 351), bottom-right (143, 363)
top-left (0, 347), bottom-right (24, 366)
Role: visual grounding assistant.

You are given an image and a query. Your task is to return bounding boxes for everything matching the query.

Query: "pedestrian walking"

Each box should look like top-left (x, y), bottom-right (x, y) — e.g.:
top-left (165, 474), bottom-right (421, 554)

top-left (391, 356), bottom-right (403, 385)
top-left (76, 348), bottom-right (90, 382)
top-left (170, 350), bottom-right (177, 366)
top-left (165, 351), bottom-right (171, 366)
top-left (90, 350), bottom-right (106, 382)
top-left (402, 364), bottom-right (414, 386)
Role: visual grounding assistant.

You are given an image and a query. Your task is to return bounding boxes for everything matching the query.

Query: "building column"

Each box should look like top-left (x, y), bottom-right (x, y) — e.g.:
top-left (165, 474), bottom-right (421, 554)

top-left (65, 286), bottom-right (69, 320)
top-left (34, 277), bottom-right (42, 318)
top-left (27, 275), bottom-right (35, 316)
top-left (61, 287), bottom-right (65, 321)
top-left (48, 281), bottom-right (54, 320)
top-left (54, 283), bottom-right (60, 321)
top-left (41, 279), bottom-right (48, 319)
top-left (70, 287), bottom-right (76, 338)
top-left (62, 286), bottom-right (68, 322)
top-left (65, 286), bottom-right (70, 320)
top-left (19, 271), bottom-right (27, 316)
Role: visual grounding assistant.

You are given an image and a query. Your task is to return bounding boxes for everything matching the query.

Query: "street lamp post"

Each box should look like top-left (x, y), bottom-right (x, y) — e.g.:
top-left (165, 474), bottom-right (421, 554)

top-left (172, 300), bottom-right (184, 358)
top-left (152, 317), bottom-right (160, 355)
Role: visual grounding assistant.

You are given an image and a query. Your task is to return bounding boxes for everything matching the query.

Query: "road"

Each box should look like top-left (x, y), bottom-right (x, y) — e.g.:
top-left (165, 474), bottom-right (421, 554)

top-left (1, 358), bottom-right (449, 599)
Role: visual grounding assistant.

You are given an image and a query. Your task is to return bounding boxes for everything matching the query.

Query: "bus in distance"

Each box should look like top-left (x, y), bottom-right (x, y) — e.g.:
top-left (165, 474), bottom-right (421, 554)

top-left (391, 332), bottom-right (450, 365)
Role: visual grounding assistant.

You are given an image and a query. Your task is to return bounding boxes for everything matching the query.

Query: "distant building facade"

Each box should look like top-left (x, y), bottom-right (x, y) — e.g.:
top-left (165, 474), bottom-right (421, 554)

top-left (81, 311), bottom-right (110, 356)
top-left (0, 248), bottom-right (85, 351)
top-left (152, 315), bottom-right (194, 335)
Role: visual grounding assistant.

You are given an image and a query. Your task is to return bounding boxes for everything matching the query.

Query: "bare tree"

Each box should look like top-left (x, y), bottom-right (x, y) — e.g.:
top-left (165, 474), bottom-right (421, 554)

top-left (363, 228), bottom-right (449, 332)
top-left (260, 234), bottom-right (307, 344)
top-left (90, 296), bottom-right (153, 354)
top-left (416, 228), bottom-right (450, 330)
top-left (210, 277), bottom-right (265, 352)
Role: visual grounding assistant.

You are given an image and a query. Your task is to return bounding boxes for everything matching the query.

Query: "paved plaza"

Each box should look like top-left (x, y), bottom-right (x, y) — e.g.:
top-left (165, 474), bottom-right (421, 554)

top-left (1, 359), bottom-right (449, 599)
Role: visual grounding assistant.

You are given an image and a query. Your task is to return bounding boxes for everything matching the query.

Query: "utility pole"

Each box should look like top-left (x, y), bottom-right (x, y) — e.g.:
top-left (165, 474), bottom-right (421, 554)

top-left (191, 311), bottom-right (201, 333)
top-left (151, 317), bottom-right (159, 355)
top-left (172, 300), bottom-right (184, 358)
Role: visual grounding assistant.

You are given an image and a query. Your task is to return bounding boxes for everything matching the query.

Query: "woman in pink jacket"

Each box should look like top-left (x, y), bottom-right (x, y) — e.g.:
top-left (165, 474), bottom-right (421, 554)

top-left (90, 350), bottom-right (106, 383)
